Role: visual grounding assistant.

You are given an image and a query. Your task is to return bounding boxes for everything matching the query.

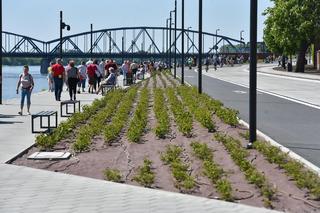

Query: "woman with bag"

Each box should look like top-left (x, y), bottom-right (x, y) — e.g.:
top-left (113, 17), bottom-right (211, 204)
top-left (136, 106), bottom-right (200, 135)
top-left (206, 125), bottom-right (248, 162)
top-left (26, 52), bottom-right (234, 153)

top-left (66, 60), bottom-right (80, 100)
top-left (16, 65), bottom-right (34, 115)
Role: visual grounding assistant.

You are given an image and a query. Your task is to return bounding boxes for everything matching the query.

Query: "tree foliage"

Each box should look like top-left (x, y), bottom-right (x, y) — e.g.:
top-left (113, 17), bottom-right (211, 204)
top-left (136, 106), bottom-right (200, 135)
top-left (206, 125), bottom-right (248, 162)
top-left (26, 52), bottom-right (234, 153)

top-left (263, 0), bottom-right (320, 72)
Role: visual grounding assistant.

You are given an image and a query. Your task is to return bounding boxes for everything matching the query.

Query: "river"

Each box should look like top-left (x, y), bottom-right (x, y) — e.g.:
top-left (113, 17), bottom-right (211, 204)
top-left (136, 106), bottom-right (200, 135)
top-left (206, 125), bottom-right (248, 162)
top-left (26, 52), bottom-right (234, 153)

top-left (2, 66), bottom-right (48, 100)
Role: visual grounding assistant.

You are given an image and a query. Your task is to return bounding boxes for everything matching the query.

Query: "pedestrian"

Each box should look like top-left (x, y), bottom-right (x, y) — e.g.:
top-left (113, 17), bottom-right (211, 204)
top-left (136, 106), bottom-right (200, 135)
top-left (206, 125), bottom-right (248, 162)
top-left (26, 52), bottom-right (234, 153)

top-left (47, 62), bottom-right (54, 92)
top-left (66, 60), bottom-right (80, 100)
top-left (87, 59), bottom-right (98, 93)
top-left (16, 65), bottom-right (34, 115)
top-left (95, 60), bottom-right (103, 88)
top-left (77, 61), bottom-right (87, 93)
top-left (51, 58), bottom-right (65, 101)
top-left (130, 61), bottom-right (138, 80)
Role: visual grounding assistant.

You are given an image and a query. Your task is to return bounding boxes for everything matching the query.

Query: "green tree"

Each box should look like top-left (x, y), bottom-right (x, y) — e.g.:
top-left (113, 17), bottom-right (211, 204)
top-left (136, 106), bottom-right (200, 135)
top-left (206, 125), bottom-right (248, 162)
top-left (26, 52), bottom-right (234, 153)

top-left (263, 0), bottom-right (320, 72)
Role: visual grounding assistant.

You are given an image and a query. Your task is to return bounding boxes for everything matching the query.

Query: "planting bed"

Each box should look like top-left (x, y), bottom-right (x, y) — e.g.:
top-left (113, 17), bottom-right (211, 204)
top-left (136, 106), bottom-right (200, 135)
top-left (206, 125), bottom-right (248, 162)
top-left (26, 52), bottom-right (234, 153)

top-left (13, 71), bottom-right (320, 212)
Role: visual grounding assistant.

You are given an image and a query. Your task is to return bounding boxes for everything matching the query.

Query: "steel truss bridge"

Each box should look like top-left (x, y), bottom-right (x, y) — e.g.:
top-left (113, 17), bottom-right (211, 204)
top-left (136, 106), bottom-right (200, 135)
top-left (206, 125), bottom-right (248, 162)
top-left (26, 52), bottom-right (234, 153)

top-left (2, 26), bottom-right (245, 59)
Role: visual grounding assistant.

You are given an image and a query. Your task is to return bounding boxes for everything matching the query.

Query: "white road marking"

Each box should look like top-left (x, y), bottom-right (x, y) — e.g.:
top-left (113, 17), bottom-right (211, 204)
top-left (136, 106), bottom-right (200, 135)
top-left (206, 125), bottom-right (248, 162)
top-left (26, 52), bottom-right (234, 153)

top-left (233, 90), bottom-right (247, 94)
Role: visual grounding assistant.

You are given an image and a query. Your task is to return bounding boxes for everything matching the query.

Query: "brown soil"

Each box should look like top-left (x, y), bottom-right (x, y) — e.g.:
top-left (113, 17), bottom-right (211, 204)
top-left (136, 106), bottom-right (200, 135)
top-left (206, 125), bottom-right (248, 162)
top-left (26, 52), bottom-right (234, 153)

top-left (12, 72), bottom-right (320, 213)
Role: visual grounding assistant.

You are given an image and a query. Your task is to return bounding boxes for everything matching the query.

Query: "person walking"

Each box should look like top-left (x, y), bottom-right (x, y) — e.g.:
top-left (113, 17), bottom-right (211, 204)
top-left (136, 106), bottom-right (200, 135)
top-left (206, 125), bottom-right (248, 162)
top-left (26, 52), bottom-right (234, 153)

top-left (66, 60), bottom-right (80, 100)
top-left (47, 62), bottom-right (54, 92)
top-left (87, 59), bottom-right (98, 93)
top-left (51, 58), bottom-right (65, 101)
top-left (77, 61), bottom-right (87, 93)
top-left (16, 65), bottom-right (34, 115)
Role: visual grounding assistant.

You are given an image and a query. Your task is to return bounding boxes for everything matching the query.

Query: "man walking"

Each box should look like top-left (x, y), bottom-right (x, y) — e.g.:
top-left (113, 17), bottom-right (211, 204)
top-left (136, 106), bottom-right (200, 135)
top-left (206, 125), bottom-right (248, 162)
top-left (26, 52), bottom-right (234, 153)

top-left (51, 58), bottom-right (65, 101)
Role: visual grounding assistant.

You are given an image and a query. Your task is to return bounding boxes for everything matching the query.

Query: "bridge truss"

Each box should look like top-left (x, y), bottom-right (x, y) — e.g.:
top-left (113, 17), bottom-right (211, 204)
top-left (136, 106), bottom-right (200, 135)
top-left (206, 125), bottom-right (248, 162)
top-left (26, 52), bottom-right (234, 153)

top-left (2, 26), bottom-right (245, 59)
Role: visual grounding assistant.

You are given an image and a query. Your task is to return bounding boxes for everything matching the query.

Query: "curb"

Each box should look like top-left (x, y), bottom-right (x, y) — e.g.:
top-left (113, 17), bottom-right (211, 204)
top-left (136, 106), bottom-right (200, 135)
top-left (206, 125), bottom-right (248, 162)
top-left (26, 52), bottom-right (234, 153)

top-left (238, 119), bottom-right (320, 176)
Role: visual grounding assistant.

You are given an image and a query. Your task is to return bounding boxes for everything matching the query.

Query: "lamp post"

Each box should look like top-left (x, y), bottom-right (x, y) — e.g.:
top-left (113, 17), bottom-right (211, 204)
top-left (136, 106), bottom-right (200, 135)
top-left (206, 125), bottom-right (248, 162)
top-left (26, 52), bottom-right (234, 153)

top-left (174, 0), bottom-right (177, 79)
top-left (181, 0), bottom-right (185, 84)
top-left (59, 11), bottom-right (71, 59)
top-left (166, 18), bottom-right (170, 66)
top-left (240, 30), bottom-right (244, 53)
top-left (215, 29), bottom-right (220, 54)
top-left (169, 10), bottom-right (174, 73)
top-left (90, 24), bottom-right (93, 56)
top-left (198, 0), bottom-right (203, 94)
top-left (247, 0), bottom-right (258, 148)
top-left (0, 0), bottom-right (2, 104)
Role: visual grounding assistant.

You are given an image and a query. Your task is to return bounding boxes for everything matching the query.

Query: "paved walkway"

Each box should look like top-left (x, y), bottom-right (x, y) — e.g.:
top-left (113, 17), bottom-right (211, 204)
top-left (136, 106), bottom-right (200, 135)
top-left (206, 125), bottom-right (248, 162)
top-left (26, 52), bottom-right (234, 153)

top-left (0, 74), bottom-right (278, 213)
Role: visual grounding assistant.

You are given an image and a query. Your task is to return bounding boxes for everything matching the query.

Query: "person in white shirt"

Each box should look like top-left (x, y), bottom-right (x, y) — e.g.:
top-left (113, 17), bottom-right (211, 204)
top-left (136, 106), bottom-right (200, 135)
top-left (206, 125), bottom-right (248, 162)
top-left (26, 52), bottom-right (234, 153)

top-left (77, 61), bottom-right (87, 93)
top-left (99, 59), bottom-right (105, 78)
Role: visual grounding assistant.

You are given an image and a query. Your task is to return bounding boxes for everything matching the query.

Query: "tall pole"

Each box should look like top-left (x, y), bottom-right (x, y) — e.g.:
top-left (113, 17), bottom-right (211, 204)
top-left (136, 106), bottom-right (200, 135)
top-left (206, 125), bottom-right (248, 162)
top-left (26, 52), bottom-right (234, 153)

top-left (122, 36), bottom-right (124, 63)
top-left (90, 24), bottom-right (93, 56)
top-left (0, 0), bottom-right (2, 104)
top-left (181, 0), bottom-right (185, 84)
top-left (169, 12), bottom-right (173, 73)
top-left (198, 0), bottom-right (202, 94)
top-left (166, 19), bottom-right (169, 66)
top-left (59, 11), bottom-right (63, 59)
top-left (174, 0), bottom-right (177, 79)
top-left (248, 0), bottom-right (258, 148)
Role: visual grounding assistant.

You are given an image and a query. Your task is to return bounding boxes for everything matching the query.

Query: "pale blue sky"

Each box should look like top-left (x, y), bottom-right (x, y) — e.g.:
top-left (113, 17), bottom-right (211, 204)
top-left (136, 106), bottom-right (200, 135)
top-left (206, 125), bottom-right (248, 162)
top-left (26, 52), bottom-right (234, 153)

top-left (3, 0), bottom-right (272, 42)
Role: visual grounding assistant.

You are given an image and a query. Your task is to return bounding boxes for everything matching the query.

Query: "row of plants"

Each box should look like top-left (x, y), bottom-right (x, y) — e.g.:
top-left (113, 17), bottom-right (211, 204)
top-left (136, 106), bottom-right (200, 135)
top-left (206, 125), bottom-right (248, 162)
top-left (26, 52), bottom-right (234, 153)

top-left (158, 72), bottom-right (167, 88)
top-left (127, 79), bottom-right (150, 143)
top-left (163, 71), bottom-right (238, 127)
top-left (214, 133), bottom-right (276, 208)
top-left (253, 141), bottom-right (320, 200)
top-left (178, 86), bottom-right (215, 132)
top-left (163, 70), bottom-right (177, 87)
top-left (188, 86), bottom-right (239, 127)
top-left (153, 88), bottom-right (170, 138)
top-left (161, 145), bottom-right (196, 191)
top-left (73, 90), bottom-right (125, 152)
top-left (103, 86), bottom-right (139, 144)
top-left (166, 87), bottom-right (193, 137)
top-left (190, 141), bottom-right (233, 201)
top-left (133, 158), bottom-right (155, 187)
top-left (152, 72), bottom-right (157, 89)
top-left (36, 91), bottom-right (117, 150)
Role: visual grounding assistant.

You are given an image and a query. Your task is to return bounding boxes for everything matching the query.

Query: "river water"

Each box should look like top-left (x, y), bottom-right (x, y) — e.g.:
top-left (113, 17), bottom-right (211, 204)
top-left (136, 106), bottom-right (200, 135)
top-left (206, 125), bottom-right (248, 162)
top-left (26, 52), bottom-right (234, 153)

top-left (2, 66), bottom-right (48, 100)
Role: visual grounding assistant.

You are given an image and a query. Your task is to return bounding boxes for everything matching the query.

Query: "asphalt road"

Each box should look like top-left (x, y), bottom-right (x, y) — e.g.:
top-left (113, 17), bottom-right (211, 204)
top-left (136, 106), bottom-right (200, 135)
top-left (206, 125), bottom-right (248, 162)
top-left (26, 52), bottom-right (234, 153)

top-left (174, 67), bottom-right (320, 167)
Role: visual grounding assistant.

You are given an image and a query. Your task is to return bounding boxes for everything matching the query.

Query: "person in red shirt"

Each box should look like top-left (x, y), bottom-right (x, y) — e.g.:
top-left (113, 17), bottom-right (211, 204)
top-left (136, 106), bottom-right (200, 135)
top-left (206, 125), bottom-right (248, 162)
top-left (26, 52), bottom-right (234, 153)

top-left (104, 59), bottom-right (118, 77)
top-left (51, 58), bottom-right (65, 101)
top-left (87, 59), bottom-right (98, 93)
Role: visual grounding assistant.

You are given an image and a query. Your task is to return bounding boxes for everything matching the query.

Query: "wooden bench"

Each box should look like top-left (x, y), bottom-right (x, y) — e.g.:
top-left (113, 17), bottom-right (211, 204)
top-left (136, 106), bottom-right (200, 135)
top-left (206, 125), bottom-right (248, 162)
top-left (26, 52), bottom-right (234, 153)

top-left (31, 111), bottom-right (58, 133)
top-left (60, 100), bottom-right (81, 117)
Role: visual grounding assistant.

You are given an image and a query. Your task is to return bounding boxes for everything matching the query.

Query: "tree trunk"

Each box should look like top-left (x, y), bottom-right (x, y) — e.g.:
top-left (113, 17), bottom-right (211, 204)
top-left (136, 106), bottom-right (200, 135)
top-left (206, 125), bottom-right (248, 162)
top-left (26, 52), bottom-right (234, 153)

top-left (313, 39), bottom-right (320, 69)
top-left (295, 42), bottom-right (308, 73)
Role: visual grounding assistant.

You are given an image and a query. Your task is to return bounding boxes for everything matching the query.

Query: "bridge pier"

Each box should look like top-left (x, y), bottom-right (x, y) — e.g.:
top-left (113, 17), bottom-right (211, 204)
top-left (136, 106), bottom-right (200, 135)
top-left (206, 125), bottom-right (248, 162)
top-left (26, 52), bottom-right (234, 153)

top-left (40, 58), bottom-right (51, 74)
